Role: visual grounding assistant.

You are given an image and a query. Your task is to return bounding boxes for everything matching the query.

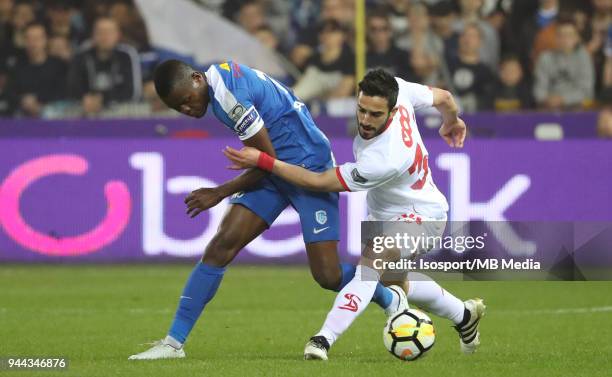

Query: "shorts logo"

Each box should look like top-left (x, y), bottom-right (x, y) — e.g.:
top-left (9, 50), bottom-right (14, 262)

top-left (315, 210), bottom-right (327, 225)
top-left (231, 191), bottom-right (245, 199)
top-left (229, 103), bottom-right (246, 122)
top-left (234, 107), bottom-right (258, 135)
top-left (351, 168), bottom-right (368, 184)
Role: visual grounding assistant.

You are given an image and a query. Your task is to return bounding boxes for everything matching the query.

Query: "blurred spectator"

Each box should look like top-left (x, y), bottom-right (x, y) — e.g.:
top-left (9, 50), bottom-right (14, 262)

top-left (483, 0), bottom-right (512, 31)
top-left (81, 0), bottom-right (110, 36)
top-left (234, 0), bottom-right (266, 35)
top-left (293, 20), bottom-right (355, 102)
top-left (365, 10), bottom-right (408, 77)
top-left (45, 0), bottom-right (85, 47)
top-left (599, 27), bottom-right (612, 101)
top-left (9, 22), bottom-right (68, 117)
top-left (67, 17), bottom-right (142, 116)
top-left (509, 0), bottom-right (559, 73)
top-left (290, 0), bottom-right (354, 70)
top-left (108, 0), bottom-right (150, 51)
top-left (399, 2), bottom-right (448, 87)
top-left (531, 8), bottom-right (587, 65)
top-left (48, 34), bottom-right (72, 62)
top-left (430, 1), bottom-right (460, 65)
top-left (380, 0), bottom-right (410, 38)
top-left (493, 55), bottom-right (534, 111)
top-left (254, 24), bottom-right (280, 51)
top-left (447, 23), bottom-right (496, 112)
top-left (454, 0), bottom-right (500, 70)
top-left (587, 0), bottom-right (612, 98)
top-left (10, 0), bottom-right (36, 49)
top-left (397, 2), bottom-right (444, 61)
top-left (533, 19), bottom-right (594, 110)
top-left (407, 48), bottom-right (445, 87)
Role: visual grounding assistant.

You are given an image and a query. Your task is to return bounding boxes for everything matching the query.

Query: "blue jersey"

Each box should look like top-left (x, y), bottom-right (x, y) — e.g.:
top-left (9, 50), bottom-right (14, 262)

top-left (204, 61), bottom-right (333, 171)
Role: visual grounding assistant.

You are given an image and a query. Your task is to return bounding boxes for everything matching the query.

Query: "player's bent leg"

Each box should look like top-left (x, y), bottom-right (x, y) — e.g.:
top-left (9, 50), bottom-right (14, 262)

top-left (306, 259), bottom-right (407, 361)
top-left (305, 241), bottom-right (342, 290)
top-left (129, 205), bottom-right (269, 360)
top-left (455, 298), bottom-right (486, 354)
top-left (201, 204), bottom-right (270, 266)
top-left (403, 272), bottom-right (486, 354)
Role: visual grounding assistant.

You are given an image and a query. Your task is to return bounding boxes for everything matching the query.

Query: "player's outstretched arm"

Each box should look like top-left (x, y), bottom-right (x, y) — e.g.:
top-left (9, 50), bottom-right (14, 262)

top-left (185, 128), bottom-right (276, 218)
top-left (223, 146), bottom-right (346, 192)
top-left (431, 88), bottom-right (467, 148)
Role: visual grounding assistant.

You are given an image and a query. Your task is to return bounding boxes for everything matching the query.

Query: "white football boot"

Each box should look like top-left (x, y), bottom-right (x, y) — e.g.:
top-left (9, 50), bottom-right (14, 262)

top-left (128, 339), bottom-right (186, 360)
top-left (303, 336), bottom-right (330, 361)
top-left (384, 285), bottom-right (409, 317)
top-left (454, 298), bottom-right (486, 354)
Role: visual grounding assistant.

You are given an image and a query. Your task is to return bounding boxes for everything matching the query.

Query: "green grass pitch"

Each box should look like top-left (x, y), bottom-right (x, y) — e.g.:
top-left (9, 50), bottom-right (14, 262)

top-left (1, 265), bottom-right (611, 377)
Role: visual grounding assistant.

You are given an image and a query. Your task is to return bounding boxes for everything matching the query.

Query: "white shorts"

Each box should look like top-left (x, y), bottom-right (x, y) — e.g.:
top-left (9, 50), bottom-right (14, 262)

top-left (367, 210), bottom-right (447, 259)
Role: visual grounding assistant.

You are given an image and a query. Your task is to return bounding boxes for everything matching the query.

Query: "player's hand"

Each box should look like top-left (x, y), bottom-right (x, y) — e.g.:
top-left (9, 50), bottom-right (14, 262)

top-left (439, 117), bottom-right (466, 148)
top-left (223, 146), bottom-right (261, 170)
top-left (184, 188), bottom-right (224, 218)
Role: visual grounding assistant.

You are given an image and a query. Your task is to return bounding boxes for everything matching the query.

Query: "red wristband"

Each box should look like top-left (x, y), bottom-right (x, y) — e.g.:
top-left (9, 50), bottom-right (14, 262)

top-left (257, 152), bottom-right (275, 172)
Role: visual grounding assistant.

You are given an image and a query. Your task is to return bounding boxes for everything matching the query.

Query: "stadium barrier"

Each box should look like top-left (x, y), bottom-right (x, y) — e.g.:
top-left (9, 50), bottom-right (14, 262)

top-left (0, 111), bottom-right (600, 139)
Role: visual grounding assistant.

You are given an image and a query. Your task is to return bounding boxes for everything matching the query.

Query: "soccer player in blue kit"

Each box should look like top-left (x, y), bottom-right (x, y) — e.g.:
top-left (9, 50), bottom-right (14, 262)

top-left (129, 60), bottom-right (407, 360)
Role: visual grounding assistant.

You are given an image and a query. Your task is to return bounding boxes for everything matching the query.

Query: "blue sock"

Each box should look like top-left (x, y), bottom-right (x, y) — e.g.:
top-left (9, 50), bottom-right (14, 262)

top-left (373, 282), bottom-right (393, 309)
top-left (337, 263), bottom-right (393, 309)
top-left (168, 262), bottom-right (225, 344)
top-left (337, 263), bottom-right (356, 291)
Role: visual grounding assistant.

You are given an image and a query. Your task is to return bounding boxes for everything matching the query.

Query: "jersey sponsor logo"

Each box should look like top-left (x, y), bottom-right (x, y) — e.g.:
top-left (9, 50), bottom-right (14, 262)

top-left (338, 293), bottom-right (361, 312)
top-left (229, 104), bottom-right (246, 122)
top-left (315, 210), bottom-right (327, 225)
top-left (351, 168), bottom-right (368, 184)
top-left (219, 62), bottom-right (230, 71)
top-left (234, 107), bottom-right (258, 134)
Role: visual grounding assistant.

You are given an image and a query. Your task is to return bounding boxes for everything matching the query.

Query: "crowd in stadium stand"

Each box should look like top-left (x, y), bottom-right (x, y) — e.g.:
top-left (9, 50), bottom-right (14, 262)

top-left (1, 0), bottom-right (612, 124)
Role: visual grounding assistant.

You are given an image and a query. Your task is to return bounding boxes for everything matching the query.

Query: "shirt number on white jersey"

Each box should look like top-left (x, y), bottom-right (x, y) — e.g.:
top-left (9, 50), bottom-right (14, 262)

top-left (398, 105), bottom-right (429, 190)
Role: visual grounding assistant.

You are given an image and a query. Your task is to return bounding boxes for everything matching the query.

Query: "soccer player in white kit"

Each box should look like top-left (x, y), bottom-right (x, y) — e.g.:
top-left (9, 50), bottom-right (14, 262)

top-left (224, 69), bottom-right (486, 360)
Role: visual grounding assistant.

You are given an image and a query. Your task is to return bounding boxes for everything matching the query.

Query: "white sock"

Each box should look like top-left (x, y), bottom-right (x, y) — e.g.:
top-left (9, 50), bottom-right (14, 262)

top-left (406, 272), bottom-right (465, 325)
top-left (164, 335), bottom-right (183, 349)
top-left (317, 265), bottom-right (380, 346)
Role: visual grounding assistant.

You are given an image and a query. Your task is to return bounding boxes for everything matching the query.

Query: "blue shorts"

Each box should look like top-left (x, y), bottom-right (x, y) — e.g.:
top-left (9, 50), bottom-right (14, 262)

top-left (229, 176), bottom-right (339, 244)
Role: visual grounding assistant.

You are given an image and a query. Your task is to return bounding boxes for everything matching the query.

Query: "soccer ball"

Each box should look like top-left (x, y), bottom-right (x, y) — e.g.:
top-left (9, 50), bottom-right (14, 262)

top-left (383, 309), bottom-right (435, 361)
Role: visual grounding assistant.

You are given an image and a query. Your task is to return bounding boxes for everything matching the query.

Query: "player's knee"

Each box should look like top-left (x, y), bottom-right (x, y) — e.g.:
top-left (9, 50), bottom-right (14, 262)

top-left (202, 232), bottom-right (241, 267)
top-left (312, 266), bottom-right (341, 291)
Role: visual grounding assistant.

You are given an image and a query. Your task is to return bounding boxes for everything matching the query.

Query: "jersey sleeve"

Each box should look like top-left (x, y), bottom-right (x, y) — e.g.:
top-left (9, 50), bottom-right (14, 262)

top-left (395, 77), bottom-right (434, 111)
top-left (336, 150), bottom-right (400, 192)
top-left (206, 65), bottom-right (264, 140)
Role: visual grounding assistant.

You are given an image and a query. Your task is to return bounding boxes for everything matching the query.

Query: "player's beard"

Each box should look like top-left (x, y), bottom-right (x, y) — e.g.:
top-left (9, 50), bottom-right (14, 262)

top-left (358, 112), bottom-right (392, 140)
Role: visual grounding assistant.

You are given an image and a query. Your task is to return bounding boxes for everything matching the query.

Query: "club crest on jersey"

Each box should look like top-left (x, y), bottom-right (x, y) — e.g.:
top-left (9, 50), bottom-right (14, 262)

top-left (351, 168), bottom-right (368, 184)
top-left (315, 210), bottom-right (327, 225)
top-left (234, 106), bottom-right (257, 134)
top-left (229, 103), bottom-right (246, 122)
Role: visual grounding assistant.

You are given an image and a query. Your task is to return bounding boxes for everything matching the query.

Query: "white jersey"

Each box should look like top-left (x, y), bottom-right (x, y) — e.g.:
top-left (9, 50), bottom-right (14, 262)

top-left (336, 78), bottom-right (449, 220)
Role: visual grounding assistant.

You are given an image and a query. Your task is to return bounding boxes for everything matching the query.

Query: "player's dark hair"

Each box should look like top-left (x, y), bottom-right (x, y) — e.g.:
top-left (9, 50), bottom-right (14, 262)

top-left (358, 68), bottom-right (398, 110)
top-left (153, 59), bottom-right (195, 99)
